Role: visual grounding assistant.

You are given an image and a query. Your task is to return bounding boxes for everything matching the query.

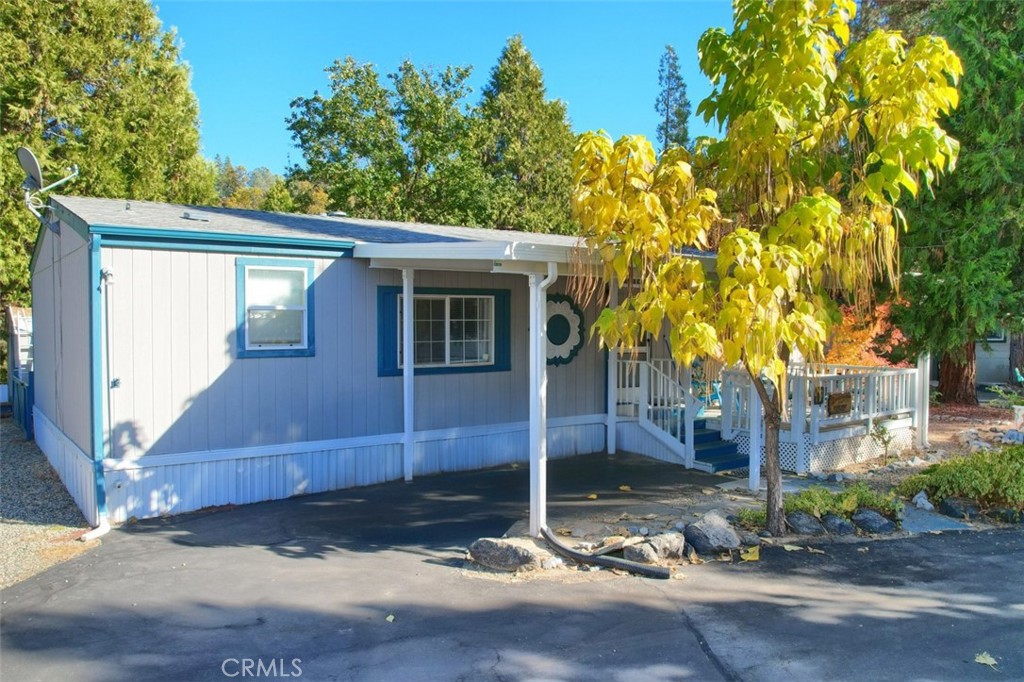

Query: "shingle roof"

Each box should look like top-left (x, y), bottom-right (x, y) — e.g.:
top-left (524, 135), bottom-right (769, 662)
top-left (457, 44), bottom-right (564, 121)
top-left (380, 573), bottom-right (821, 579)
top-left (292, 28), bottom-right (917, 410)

top-left (51, 195), bottom-right (582, 248)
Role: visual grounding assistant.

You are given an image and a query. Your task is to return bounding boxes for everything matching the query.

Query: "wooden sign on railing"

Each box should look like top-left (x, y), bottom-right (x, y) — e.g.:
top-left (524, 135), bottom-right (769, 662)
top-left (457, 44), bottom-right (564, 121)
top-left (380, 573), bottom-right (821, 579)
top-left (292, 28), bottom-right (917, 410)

top-left (827, 392), bottom-right (853, 416)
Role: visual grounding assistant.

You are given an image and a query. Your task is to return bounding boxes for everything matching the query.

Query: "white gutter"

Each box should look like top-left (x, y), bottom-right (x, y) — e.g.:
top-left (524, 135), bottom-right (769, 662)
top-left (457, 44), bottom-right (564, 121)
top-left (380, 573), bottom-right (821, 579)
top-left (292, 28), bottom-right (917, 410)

top-left (528, 262), bottom-right (558, 537)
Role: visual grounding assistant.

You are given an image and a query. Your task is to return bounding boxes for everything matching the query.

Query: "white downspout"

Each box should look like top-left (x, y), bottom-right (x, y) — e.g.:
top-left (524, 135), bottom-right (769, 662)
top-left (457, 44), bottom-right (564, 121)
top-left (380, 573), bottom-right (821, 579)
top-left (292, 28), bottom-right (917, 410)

top-left (528, 262), bottom-right (558, 537)
top-left (402, 268), bottom-right (415, 481)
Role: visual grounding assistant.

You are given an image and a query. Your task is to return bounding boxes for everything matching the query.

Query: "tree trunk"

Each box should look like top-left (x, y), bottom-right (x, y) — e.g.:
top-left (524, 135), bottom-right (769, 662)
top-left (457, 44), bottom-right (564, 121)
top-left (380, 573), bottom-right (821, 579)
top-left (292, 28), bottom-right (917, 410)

top-left (1010, 333), bottom-right (1024, 386)
top-left (938, 342), bottom-right (977, 404)
top-left (763, 409), bottom-right (784, 536)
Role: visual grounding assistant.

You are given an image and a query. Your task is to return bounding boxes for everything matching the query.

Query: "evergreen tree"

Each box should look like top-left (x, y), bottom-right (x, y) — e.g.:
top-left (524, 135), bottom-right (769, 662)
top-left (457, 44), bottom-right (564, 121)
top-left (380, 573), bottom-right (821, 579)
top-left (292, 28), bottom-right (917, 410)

top-left (885, 0), bottom-right (1024, 403)
top-left (654, 45), bottom-right (691, 152)
top-left (0, 0), bottom-right (215, 378)
top-left (477, 36), bottom-right (575, 233)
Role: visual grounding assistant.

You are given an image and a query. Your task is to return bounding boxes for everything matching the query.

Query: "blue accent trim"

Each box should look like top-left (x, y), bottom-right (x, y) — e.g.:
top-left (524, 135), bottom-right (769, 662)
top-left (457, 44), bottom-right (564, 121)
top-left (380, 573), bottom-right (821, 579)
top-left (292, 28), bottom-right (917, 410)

top-left (89, 236), bottom-right (108, 520)
top-left (91, 224), bottom-right (356, 252)
top-left (101, 237), bottom-right (352, 259)
top-left (235, 257), bottom-right (316, 359)
top-left (377, 286), bottom-right (512, 377)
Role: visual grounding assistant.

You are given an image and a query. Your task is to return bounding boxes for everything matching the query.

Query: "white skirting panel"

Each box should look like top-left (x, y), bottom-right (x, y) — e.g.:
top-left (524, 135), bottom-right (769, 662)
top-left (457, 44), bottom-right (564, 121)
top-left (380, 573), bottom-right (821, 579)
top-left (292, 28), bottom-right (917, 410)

top-left (103, 442), bottom-right (404, 523)
top-left (102, 415), bottom-right (607, 523)
top-left (34, 407), bottom-right (100, 526)
top-left (615, 420), bottom-right (685, 465)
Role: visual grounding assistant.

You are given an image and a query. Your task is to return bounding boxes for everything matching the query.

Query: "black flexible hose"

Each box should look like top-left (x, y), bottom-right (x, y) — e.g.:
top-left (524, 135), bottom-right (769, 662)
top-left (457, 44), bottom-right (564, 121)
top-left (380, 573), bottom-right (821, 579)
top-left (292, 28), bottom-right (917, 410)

top-left (540, 526), bottom-right (672, 580)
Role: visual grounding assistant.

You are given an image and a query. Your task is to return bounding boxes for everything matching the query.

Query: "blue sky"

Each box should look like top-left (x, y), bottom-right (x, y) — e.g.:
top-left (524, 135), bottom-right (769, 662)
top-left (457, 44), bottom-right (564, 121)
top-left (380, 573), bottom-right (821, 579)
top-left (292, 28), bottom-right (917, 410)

top-left (153, 1), bottom-right (735, 175)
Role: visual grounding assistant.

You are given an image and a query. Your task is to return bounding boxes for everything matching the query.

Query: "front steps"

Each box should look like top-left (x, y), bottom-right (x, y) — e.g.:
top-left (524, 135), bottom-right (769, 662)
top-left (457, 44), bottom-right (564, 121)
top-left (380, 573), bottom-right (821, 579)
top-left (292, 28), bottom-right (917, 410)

top-left (649, 413), bottom-right (746, 473)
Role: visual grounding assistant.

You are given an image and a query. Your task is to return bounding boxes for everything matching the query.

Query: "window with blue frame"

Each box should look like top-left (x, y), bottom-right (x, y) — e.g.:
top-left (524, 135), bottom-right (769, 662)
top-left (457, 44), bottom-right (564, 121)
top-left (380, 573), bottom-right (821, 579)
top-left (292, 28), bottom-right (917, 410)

top-left (236, 258), bottom-right (315, 358)
top-left (378, 286), bottom-right (510, 376)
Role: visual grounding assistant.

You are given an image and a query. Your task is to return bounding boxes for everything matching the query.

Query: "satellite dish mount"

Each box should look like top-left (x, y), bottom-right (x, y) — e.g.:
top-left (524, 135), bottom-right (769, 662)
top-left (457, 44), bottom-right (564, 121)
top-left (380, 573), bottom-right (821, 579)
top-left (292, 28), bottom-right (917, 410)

top-left (16, 147), bottom-right (79, 221)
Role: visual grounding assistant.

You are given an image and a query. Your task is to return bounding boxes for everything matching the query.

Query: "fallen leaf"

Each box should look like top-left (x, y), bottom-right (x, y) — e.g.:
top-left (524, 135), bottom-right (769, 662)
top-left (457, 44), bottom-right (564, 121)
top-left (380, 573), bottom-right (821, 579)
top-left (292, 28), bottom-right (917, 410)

top-left (641, 513), bottom-right (658, 520)
top-left (740, 546), bottom-right (760, 562)
top-left (555, 527), bottom-right (572, 536)
top-left (857, 547), bottom-right (870, 553)
top-left (618, 484), bottom-right (632, 492)
top-left (974, 652), bottom-right (998, 670)
top-left (806, 547), bottom-right (826, 555)
top-left (385, 614), bottom-right (395, 623)
top-left (672, 571), bottom-right (688, 580)
top-left (586, 493), bottom-right (598, 500)
top-left (701, 488), bottom-right (716, 496)
top-left (782, 544), bottom-right (804, 552)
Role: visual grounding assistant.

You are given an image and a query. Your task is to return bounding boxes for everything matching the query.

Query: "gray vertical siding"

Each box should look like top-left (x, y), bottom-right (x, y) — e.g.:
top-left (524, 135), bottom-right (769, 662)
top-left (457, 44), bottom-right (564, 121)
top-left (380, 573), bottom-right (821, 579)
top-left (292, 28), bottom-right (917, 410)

top-left (31, 222), bottom-right (92, 455)
top-left (101, 251), bottom-right (606, 460)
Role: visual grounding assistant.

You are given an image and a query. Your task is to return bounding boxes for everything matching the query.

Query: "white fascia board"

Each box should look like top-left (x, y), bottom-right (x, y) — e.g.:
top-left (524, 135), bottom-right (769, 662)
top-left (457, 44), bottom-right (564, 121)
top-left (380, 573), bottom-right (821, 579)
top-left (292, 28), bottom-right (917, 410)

top-left (354, 240), bottom-right (513, 262)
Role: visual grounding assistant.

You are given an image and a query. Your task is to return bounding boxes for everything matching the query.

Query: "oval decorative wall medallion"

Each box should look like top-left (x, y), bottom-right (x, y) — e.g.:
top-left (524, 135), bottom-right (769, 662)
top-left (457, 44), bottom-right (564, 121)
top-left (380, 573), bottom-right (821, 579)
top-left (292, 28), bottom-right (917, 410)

top-left (546, 294), bottom-right (584, 366)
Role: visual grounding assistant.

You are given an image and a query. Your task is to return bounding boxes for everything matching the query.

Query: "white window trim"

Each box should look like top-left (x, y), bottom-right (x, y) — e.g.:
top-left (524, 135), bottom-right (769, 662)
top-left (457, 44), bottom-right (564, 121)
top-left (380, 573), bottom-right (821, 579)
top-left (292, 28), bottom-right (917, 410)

top-left (399, 293), bottom-right (495, 369)
top-left (244, 265), bottom-right (310, 351)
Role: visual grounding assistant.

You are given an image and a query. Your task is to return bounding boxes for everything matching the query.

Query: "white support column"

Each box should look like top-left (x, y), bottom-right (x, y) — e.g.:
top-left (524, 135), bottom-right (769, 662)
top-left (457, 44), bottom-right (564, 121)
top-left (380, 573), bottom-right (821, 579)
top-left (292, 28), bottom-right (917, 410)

top-left (682, 364), bottom-right (695, 467)
top-left (528, 264), bottom-right (558, 537)
top-left (790, 369), bottom-right (807, 473)
top-left (916, 353), bottom-right (931, 448)
top-left (606, 282), bottom-right (618, 454)
top-left (748, 378), bottom-right (763, 491)
top-left (721, 375), bottom-right (735, 439)
top-left (865, 373), bottom-right (877, 433)
top-left (402, 268), bottom-right (415, 481)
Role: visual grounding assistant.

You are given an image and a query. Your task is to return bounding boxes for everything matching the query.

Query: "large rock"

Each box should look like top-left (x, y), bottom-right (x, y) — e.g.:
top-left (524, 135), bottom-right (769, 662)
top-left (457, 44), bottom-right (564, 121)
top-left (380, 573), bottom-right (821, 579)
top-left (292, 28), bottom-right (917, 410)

top-left (912, 490), bottom-right (935, 511)
top-left (623, 542), bottom-right (661, 565)
top-left (684, 513), bottom-right (741, 554)
top-left (647, 532), bottom-right (687, 560)
top-left (468, 538), bottom-right (540, 572)
top-left (821, 513), bottom-right (855, 536)
top-left (786, 511), bottom-right (827, 536)
top-left (851, 509), bottom-right (896, 535)
top-left (939, 497), bottom-right (980, 520)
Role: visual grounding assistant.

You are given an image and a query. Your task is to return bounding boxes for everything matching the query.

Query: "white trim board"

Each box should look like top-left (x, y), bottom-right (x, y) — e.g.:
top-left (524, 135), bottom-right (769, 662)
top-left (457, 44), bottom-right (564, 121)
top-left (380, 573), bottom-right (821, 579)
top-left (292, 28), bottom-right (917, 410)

top-left (103, 414), bottom-right (608, 472)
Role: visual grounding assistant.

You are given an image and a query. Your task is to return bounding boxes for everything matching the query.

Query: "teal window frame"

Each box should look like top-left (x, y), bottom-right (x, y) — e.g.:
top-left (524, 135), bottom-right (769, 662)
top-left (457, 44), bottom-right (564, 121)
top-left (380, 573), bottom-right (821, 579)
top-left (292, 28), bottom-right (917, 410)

top-left (377, 286), bottom-right (511, 376)
top-left (236, 257), bottom-right (316, 358)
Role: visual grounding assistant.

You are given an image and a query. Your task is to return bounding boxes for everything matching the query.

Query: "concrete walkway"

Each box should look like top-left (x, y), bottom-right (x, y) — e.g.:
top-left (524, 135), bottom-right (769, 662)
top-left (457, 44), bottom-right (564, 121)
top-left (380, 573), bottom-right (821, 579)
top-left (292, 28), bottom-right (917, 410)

top-left (2, 453), bottom-right (1022, 681)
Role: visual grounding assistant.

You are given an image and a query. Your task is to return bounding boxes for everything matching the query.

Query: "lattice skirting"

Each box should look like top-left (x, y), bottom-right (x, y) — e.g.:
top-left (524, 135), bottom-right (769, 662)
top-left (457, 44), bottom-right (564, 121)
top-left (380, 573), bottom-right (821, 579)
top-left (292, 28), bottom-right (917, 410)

top-left (728, 426), bottom-right (914, 474)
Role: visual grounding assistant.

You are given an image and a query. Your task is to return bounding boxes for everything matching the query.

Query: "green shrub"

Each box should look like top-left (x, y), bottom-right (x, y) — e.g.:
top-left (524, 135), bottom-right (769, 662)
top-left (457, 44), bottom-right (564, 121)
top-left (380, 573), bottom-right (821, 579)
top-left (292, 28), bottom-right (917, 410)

top-left (784, 482), bottom-right (903, 520)
top-left (897, 445), bottom-right (1024, 510)
top-left (733, 482), bottom-right (903, 531)
top-left (734, 507), bottom-right (766, 530)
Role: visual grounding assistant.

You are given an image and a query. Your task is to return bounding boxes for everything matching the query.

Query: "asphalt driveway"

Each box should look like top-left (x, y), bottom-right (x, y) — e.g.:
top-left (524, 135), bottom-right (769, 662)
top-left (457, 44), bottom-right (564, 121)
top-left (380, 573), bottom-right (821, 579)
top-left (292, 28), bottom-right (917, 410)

top-left (2, 453), bottom-right (1022, 681)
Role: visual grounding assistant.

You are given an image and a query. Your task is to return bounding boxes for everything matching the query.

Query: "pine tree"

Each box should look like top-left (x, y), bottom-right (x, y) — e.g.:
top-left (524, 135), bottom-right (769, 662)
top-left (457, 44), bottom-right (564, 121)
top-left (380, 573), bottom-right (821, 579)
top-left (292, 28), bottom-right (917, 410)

top-left (654, 45), bottom-right (691, 152)
top-left (0, 0), bottom-right (216, 380)
top-left (477, 36), bottom-right (575, 234)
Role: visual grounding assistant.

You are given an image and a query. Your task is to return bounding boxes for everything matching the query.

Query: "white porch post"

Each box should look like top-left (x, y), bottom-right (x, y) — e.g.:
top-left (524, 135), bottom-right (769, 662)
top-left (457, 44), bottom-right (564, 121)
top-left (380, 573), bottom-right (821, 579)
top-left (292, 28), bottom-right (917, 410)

top-left (606, 281), bottom-right (618, 454)
top-left (748, 378), bottom-right (763, 491)
top-left (790, 368), bottom-right (808, 473)
top-left (402, 268), bottom-right (415, 481)
top-left (528, 264), bottom-right (558, 537)
top-left (916, 353), bottom-right (931, 448)
top-left (682, 364), bottom-right (695, 467)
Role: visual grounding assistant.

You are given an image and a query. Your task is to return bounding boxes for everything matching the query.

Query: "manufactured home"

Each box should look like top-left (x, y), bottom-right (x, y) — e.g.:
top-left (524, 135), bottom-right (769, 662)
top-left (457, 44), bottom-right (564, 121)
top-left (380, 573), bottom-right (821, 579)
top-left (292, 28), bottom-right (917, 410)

top-left (28, 195), bottom-right (929, 533)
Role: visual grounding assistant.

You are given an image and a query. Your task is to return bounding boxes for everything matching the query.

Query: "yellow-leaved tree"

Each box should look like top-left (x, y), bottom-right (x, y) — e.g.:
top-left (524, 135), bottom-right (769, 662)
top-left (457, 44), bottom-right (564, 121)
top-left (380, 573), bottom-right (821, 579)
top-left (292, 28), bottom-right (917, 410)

top-left (572, 0), bottom-right (962, 535)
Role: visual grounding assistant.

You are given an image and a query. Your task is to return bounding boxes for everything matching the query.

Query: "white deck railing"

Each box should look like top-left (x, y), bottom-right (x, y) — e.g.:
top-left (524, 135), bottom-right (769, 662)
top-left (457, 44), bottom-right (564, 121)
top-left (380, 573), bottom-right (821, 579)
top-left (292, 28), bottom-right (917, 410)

top-left (617, 356), bottom-right (701, 467)
top-left (721, 363), bottom-right (919, 444)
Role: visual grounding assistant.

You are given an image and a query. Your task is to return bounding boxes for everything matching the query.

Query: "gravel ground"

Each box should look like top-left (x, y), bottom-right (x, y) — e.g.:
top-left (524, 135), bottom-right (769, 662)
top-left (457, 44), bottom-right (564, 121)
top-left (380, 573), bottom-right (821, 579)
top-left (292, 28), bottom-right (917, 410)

top-left (0, 417), bottom-right (96, 589)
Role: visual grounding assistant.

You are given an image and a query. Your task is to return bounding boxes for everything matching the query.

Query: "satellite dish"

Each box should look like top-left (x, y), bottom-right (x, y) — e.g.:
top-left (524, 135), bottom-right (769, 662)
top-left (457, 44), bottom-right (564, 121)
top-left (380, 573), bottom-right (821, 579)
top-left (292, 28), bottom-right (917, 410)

top-left (14, 146), bottom-right (78, 221)
top-left (17, 147), bottom-right (44, 191)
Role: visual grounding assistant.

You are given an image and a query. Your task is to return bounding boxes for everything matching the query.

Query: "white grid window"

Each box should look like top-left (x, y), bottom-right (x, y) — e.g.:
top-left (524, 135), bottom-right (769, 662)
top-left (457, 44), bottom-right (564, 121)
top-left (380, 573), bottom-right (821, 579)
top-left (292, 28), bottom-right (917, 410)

top-left (244, 266), bottom-right (309, 349)
top-left (400, 295), bottom-right (494, 368)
